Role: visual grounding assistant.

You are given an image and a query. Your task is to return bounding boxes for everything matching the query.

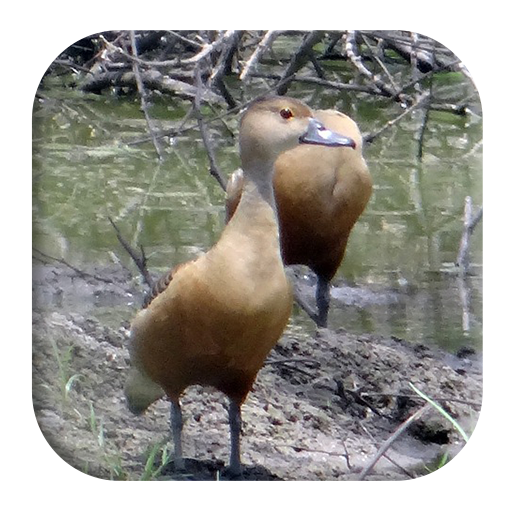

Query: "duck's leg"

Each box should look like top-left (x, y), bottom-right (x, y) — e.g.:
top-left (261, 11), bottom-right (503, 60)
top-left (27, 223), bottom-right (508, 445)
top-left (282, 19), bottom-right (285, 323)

top-left (289, 270), bottom-right (331, 328)
top-left (315, 275), bottom-right (330, 328)
top-left (170, 400), bottom-right (185, 470)
top-left (228, 399), bottom-right (242, 475)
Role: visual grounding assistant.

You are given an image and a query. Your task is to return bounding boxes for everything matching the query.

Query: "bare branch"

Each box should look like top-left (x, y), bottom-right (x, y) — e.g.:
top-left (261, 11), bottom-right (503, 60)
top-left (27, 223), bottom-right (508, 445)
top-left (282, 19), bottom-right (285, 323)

top-left (108, 216), bottom-right (154, 290)
top-left (240, 31), bottom-right (281, 81)
top-left (181, 30), bottom-right (238, 65)
top-left (193, 65), bottom-right (228, 192)
top-left (276, 31), bottom-right (324, 95)
top-left (456, 196), bottom-right (483, 272)
top-left (360, 33), bottom-right (400, 95)
top-left (210, 30), bottom-right (243, 87)
top-left (344, 31), bottom-right (408, 103)
top-left (32, 248), bottom-right (114, 284)
top-left (99, 34), bottom-right (179, 68)
top-left (129, 31), bottom-right (165, 161)
top-left (363, 91), bottom-right (431, 144)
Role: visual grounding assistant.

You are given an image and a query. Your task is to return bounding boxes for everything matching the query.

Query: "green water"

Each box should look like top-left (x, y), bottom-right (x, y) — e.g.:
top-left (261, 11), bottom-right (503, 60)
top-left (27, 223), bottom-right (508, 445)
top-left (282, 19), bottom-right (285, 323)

top-left (33, 71), bottom-right (482, 353)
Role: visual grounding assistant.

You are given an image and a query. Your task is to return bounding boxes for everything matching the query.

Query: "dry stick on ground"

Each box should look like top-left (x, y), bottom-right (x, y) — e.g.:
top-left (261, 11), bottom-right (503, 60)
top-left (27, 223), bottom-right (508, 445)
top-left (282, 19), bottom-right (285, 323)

top-left (193, 65), bottom-right (228, 191)
top-left (341, 439), bottom-right (353, 471)
top-left (357, 422), bottom-right (415, 479)
top-left (32, 248), bottom-right (115, 284)
top-left (276, 436), bottom-right (355, 471)
top-left (108, 216), bottom-right (154, 290)
top-left (130, 31), bottom-right (165, 161)
top-left (359, 392), bottom-right (481, 408)
top-left (358, 403), bottom-right (431, 480)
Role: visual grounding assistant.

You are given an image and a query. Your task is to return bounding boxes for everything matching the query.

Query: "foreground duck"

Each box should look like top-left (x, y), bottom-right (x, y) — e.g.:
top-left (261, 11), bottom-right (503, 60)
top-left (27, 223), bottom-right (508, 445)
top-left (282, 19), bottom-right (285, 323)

top-left (226, 109), bottom-right (372, 327)
top-left (124, 96), bottom-right (356, 475)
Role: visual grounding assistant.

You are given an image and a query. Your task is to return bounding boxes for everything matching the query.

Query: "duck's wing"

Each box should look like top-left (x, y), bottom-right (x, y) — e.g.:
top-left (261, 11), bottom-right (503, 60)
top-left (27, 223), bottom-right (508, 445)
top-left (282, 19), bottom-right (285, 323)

top-left (225, 168), bottom-right (244, 224)
top-left (142, 261), bottom-right (190, 309)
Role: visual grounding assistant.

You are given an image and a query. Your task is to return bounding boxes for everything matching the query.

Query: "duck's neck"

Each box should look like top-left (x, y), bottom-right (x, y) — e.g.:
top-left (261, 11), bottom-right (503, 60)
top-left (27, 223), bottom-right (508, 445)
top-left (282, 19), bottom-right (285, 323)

top-left (232, 162), bottom-right (279, 242)
top-left (216, 159), bottom-right (284, 283)
top-left (238, 159), bottom-right (277, 216)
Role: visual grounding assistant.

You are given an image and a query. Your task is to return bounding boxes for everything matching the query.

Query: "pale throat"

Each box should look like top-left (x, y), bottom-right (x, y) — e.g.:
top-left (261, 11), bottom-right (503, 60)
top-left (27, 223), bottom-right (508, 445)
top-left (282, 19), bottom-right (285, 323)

top-left (239, 156), bottom-right (279, 214)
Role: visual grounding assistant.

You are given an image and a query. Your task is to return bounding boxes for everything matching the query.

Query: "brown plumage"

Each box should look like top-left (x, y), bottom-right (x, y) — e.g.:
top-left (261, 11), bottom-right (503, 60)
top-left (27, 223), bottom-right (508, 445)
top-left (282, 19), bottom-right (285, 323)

top-left (124, 96), bottom-right (357, 475)
top-left (226, 109), bottom-right (372, 327)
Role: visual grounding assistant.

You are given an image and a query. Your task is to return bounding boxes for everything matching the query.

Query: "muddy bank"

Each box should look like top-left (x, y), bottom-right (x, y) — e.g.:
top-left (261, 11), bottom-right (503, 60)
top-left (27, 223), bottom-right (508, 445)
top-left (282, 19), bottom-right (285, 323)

top-left (32, 262), bottom-right (482, 480)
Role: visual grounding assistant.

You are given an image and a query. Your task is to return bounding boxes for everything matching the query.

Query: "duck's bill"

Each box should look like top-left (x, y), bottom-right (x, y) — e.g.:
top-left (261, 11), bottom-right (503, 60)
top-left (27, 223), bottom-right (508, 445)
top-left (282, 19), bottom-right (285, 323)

top-left (299, 118), bottom-right (356, 148)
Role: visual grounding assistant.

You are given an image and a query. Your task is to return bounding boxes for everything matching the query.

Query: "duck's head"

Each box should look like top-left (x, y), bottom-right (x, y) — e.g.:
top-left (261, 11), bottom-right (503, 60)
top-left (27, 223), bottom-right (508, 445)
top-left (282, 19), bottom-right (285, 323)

top-left (239, 96), bottom-right (356, 171)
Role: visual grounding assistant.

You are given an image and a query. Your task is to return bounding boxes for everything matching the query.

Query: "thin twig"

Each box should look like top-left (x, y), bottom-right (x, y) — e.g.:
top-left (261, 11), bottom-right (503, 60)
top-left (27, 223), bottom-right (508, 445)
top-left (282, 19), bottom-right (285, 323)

top-left (210, 31), bottom-right (243, 87)
top-left (52, 59), bottom-right (94, 74)
top-left (359, 392), bottom-right (481, 408)
top-left (99, 34), bottom-right (178, 68)
top-left (32, 248), bottom-right (114, 284)
top-left (273, 443), bottom-right (353, 462)
top-left (240, 30), bottom-right (281, 81)
top-left (401, 58), bottom-right (464, 96)
top-left (277, 31), bottom-right (324, 95)
top-left (108, 216), bottom-right (154, 290)
top-left (360, 33), bottom-right (400, 96)
top-left (344, 31), bottom-right (408, 103)
top-left (358, 404), bottom-right (430, 480)
top-left (208, 31), bottom-right (243, 108)
top-left (167, 31), bottom-right (202, 48)
top-left (363, 91), bottom-right (431, 144)
top-left (361, 31), bottom-right (455, 58)
top-left (248, 72), bottom-right (377, 96)
top-left (266, 357), bottom-right (320, 367)
top-left (456, 196), bottom-right (482, 273)
top-left (124, 73), bottom-right (300, 148)
top-left (129, 31), bottom-right (165, 160)
top-left (181, 30), bottom-right (237, 65)
top-left (358, 423), bottom-right (415, 478)
top-left (193, 65), bottom-right (228, 191)
top-left (340, 439), bottom-right (353, 471)
top-left (469, 207), bottom-right (483, 233)
top-left (416, 70), bottom-right (434, 160)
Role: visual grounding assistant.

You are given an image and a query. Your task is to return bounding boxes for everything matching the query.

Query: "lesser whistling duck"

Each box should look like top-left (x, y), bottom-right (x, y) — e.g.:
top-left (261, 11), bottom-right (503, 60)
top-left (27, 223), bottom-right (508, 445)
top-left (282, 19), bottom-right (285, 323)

top-left (124, 96), bottom-right (356, 475)
top-left (226, 109), bottom-right (372, 327)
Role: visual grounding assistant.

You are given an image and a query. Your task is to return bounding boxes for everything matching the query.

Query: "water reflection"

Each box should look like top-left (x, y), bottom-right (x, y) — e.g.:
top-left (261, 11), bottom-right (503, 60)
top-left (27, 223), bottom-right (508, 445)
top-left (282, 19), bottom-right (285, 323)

top-left (32, 81), bottom-right (482, 353)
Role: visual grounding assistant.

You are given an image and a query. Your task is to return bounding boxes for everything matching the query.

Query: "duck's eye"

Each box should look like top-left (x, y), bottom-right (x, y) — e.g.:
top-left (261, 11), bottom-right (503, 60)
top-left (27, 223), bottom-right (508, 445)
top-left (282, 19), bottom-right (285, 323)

top-left (280, 108), bottom-right (294, 119)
